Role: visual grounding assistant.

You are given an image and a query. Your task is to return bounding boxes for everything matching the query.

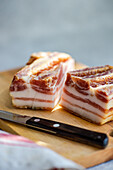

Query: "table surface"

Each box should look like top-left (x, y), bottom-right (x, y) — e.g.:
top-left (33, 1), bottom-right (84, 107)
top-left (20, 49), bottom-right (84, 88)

top-left (0, 0), bottom-right (113, 169)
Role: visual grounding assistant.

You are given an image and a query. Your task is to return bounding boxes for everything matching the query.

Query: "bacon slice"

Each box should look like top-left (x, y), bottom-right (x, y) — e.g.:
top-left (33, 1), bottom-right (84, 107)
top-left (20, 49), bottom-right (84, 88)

top-left (60, 65), bottom-right (113, 124)
top-left (10, 52), bottom-right (75, 110)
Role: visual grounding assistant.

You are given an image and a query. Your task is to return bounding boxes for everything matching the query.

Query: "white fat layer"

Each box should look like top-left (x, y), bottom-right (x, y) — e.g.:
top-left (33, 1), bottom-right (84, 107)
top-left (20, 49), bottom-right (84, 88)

top-left (12, 94), bottom-right (60, 109)
top-left (10, 88), bottom-right (36, 98)
top-left (61, 92), bottom-right (113, 118)
top-left (64, 85), bottom-right (113, 110)
top-left (67, 58), bottom-right (75, 71)
top-left (84, 85), bottom-right (113, 99)
top-left (90, 83), bottom-right (113, 97)
top-left (61, 100), bottom-right (112, 124)
top-left (12, 99), bottom-right (54, 108)
top-left (91, 83), bottom-right (113, 90)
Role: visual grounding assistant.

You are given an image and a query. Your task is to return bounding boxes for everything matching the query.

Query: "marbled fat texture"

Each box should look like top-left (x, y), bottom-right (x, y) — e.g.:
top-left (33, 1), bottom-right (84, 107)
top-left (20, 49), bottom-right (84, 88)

top-left (10, 52), bottom-right (75, 110)
top-left (60, 65), bottom-right (113, 124)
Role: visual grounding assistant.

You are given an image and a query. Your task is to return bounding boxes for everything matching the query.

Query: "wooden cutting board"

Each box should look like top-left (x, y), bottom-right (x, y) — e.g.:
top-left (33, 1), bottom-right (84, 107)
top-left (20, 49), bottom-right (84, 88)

top-left (0, 62), bottom-right (113, 168)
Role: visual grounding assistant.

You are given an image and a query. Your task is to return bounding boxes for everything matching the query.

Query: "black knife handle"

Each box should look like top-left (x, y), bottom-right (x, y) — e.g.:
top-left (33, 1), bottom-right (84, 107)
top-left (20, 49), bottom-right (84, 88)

top-left (26, 117), bottom-right (108, 149)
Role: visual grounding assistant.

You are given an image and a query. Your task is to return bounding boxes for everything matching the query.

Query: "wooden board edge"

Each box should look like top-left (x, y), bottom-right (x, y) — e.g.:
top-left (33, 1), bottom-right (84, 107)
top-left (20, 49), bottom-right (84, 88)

top-left (0, 119), bottom-right (18, 135)
top-left (76, 147), bottom-right (113, 168)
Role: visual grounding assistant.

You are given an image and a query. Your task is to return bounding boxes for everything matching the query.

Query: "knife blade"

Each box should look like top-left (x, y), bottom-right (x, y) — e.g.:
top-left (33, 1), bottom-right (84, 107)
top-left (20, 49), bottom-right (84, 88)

top-left (0, 110), bottom-right (108, 148)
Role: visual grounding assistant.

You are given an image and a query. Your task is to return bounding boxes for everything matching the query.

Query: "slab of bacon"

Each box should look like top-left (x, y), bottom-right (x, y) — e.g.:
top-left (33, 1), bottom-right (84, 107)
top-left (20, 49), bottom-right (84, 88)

top-left (60, 65), bottom-right (113, 124)
top-left (10, 52), bottom-right (75, 110)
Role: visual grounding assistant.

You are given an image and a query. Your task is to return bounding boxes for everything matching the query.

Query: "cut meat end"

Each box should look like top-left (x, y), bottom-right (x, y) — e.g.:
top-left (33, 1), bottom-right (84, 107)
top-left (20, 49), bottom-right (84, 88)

top-left (61, 98), bottom-right (113, 125)
top-left (60, 65), bottom-right (113, 124)
top-left (10, 52), bottom-right (75, 110)
top-left (11, 74), bottom-right (64, 110)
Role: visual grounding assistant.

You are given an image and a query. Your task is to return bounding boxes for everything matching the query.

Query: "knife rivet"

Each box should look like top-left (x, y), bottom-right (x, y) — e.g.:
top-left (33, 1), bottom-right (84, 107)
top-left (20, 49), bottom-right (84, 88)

top-left (34, 119), bottom-right (40, 122)
top-left (97, 136), bottom-right (101, 139)
top-left (53, 123), bottom-right (60, 127)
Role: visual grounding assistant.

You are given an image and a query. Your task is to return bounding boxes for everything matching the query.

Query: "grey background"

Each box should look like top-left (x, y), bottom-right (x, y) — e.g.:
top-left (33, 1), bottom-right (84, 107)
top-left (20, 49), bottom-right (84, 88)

top-left (0, 0), bottom-right (113, 71)
top-left (0, 0), bottom-right (113, 169)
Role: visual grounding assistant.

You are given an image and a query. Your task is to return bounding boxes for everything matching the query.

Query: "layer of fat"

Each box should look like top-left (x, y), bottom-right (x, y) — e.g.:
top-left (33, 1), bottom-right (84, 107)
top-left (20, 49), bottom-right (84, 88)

top-left (10, 88), bottom-right (55, 101)
top-left (12, 93), bottom-right (61, 109)
top-left (33, 95), bottom-right (60, 109)
top-left (67, 58), bottom-right (75, 71)
top-left (64, 85), bottom-right (113, 110)
top-left (12, 99), bottom-right (54, 109)
top-left (61, 99), bottom-right (113, 124)
top-left (61, 92), bottom-right (113, 118)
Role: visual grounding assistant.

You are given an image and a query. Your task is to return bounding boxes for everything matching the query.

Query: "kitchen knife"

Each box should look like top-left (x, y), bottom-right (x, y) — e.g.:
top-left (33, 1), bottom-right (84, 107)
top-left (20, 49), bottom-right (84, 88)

top-left (0, 110), bottom-right (108, 148)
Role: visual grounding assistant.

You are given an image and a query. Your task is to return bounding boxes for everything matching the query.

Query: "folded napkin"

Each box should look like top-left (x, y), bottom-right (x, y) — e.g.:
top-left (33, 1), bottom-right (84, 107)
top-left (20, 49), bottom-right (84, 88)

top-left (0, 130), bottom-right (84, 170)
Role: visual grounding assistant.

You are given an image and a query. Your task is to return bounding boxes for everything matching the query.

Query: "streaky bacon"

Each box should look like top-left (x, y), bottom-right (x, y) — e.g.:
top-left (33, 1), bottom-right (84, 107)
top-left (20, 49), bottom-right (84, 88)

top-left (61, 65), bottom-right (113, 124)
top-left (10, 52), bottom-right (75, 110)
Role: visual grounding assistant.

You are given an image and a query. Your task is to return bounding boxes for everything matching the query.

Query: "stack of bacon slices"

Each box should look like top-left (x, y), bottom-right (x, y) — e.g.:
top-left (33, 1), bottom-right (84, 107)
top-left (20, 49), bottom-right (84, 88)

top-left (10, 52), bottom-right (75, 110)
top-left (60, 65), bottom-right (113, 125)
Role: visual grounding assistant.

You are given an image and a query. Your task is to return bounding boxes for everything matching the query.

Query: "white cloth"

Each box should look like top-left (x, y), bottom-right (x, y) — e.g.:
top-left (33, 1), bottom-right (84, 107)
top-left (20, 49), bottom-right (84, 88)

top-left (88, 160), bottom-right (113, 170)
top-left (0, 130), bottom-right (84, 170)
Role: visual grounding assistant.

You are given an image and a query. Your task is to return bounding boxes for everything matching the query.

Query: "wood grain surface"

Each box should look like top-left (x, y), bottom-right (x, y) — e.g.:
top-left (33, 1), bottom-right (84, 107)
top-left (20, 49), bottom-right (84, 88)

top-left (0, 63), bottom-right (113, 168)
